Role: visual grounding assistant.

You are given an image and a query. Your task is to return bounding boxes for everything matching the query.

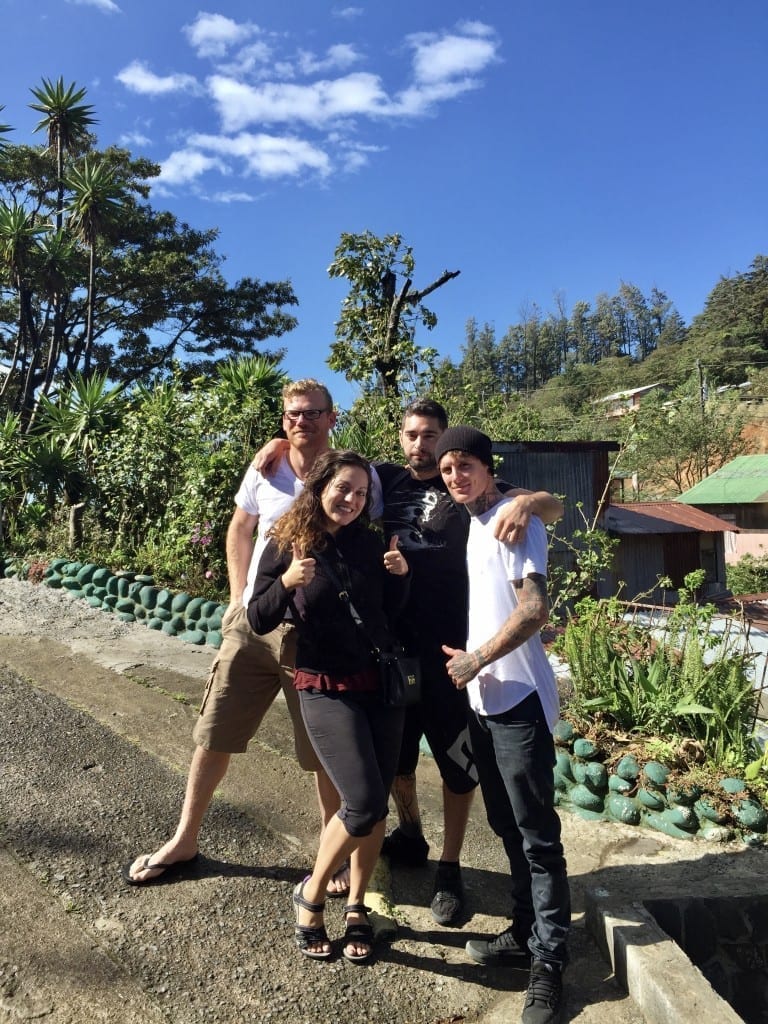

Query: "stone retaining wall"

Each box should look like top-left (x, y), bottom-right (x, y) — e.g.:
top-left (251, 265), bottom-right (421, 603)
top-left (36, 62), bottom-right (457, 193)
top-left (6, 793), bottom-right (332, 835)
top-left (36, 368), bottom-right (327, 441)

top-left (1, 556), bottom-right (226, 648)
top-left (553, 719), bottom-right (767, 845)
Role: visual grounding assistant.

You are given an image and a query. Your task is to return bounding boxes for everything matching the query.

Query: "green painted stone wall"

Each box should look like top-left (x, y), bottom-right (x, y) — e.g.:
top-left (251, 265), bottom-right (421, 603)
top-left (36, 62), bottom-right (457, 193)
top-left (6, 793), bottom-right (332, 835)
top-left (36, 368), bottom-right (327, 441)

top-left (1, 556), bottom-right (226, 649)
top-left (553, 719), bottom-right (767, 845)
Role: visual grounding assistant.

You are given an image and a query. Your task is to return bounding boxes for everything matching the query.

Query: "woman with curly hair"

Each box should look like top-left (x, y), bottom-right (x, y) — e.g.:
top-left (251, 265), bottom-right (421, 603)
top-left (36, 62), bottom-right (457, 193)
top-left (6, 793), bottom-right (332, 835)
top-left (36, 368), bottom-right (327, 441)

top-left (248, 449), bottom-right (410, 963)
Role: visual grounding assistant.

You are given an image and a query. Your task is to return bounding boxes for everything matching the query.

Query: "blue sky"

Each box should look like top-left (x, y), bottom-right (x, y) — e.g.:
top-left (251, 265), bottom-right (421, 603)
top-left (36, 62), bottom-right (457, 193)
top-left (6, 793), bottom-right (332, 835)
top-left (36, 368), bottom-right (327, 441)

top-left (2, 0), bottom-right (767, 409)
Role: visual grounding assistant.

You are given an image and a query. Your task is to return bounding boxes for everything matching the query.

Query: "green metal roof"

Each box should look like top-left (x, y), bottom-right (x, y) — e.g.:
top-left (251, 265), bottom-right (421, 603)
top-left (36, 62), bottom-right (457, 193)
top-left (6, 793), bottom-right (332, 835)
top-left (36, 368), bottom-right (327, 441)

top-left (677, 455), bottom-right (768, 504)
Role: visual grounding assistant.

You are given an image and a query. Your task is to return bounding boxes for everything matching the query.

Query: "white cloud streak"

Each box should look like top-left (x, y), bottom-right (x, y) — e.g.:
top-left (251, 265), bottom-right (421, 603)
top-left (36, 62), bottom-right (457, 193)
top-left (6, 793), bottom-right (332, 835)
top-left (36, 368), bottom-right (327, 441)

top-left (332, 6), bottom-right (363, 18)
top-left (116, 61), bottom-right (200, 96)
top-left (118, 130), bottom-right (152, 147)
top-left (188, 131), bottom-right (331, 178)
top-left (66, 0), bottom-right (121, 13)
top-left (183, 12), bottom-right (261, 59)
top-left (208, 72), bottom-right (390, 132)
top-left (118, 19), bottom-right (500, 187)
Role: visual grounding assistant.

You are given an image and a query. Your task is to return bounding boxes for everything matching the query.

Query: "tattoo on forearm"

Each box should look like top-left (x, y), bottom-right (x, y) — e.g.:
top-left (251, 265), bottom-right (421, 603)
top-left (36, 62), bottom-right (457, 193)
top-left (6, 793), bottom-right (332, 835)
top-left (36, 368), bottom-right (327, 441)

top-left (476, 574), bottom-right (548, 666)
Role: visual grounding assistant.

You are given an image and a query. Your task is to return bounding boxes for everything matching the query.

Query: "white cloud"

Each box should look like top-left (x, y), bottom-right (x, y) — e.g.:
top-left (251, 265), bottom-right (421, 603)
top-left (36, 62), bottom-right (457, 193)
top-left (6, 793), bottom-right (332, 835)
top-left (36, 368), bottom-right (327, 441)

top-left (408, 27), bottom-right (499, 85)
top-left (208, 190), bottom-right (262, 203)
top-left (297, 44), bottom-right (362, 76)
top-left (66, 0), bottom-right (120, 13)
top-left (123, 17), bottom-right (502, 190)
top-left (183, 12), bottom-right (261, 59)
top-left (157, 149), bottom-right (228, 186)
top-left (116, 61), bottom-right (199, 96)
top-left (188, 131), bottom-right (331, 179)
top-left (208, 72), bottom-right (388, 131)
top-left (395, 76), bottom-right (481, 116)
top-left (118, 130), bottom-right (152, 148)
top-left (218, 40), bottom-right (273, 77)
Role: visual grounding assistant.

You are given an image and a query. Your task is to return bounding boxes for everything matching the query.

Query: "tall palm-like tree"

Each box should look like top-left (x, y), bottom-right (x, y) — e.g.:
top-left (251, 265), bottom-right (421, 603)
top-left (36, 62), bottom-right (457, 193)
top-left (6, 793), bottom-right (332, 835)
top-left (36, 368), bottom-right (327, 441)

top-left (0, 201), bottom-right (46, 417)
top-left (66, 157), bottom-right (124, 376)
top-left (0, 105), bottom-right (12, 148)
top-left (29, 78), bottom-right (97, 231)
top-left (29, 229), bottom-right (80, 414)
top-left (29, 79), bottom-right (97, 387)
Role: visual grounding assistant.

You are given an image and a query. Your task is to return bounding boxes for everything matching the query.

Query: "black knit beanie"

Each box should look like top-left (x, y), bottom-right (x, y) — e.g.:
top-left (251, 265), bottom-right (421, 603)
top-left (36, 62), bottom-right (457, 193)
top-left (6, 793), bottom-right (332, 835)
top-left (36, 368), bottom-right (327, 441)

top-left (434, 425), bottom-right (494, 471)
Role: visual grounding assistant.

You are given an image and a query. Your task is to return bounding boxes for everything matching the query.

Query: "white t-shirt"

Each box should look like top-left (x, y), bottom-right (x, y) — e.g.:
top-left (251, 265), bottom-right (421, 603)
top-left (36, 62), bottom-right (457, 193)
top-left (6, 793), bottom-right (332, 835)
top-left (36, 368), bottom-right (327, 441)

top-left (465, 501), bottom-right (559, 730)
top-left (234, 454), bottom-right (383, 606)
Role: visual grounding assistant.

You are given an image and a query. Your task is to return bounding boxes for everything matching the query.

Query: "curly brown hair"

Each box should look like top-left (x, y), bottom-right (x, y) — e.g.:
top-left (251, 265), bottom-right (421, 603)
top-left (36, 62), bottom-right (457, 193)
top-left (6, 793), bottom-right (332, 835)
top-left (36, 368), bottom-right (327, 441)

top-left (268, 449), bottom-right (372, 555)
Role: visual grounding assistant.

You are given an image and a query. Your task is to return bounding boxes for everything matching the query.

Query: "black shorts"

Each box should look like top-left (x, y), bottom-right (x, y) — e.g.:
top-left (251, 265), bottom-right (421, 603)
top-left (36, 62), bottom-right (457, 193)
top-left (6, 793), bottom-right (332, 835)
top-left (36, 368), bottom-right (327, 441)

top-left (395, 651), bottom-right (478, 794)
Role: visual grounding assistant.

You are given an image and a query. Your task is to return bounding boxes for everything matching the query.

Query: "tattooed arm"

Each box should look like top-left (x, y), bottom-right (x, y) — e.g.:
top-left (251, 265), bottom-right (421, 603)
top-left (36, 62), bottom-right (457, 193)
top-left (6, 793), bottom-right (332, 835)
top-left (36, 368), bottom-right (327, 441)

top-left (442, 572), bottom-right (550, 689)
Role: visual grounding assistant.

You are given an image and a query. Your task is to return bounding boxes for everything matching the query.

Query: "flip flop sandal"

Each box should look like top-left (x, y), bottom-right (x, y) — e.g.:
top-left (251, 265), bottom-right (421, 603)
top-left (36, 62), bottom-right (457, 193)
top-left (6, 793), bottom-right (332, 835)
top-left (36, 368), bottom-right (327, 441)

top-left (121, 853), bottom-right (199, 887)
top-left (342, 903), bottom-right (374, 964)
top-left (293, 877), bottom-right (332, 960)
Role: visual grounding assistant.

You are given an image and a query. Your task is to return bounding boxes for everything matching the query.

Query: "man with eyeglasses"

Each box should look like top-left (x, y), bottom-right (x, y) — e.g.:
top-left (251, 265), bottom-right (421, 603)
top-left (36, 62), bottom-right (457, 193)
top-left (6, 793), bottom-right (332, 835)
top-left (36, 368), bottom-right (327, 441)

top-left (123, 378), bottom-right (379, 890)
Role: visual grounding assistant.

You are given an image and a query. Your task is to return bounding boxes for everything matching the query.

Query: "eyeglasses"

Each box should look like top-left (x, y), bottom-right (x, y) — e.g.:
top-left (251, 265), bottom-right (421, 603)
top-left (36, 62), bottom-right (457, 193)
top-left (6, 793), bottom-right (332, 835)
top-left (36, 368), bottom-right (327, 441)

top-left (283, 408), bottom-right (329, 422)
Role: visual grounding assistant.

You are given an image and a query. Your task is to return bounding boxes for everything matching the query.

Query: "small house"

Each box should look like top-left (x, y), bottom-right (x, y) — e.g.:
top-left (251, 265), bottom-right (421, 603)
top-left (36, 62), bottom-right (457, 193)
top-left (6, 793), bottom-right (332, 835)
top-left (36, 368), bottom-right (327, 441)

top-left (601, 502), bottom-right (736, 603)
top-left (678, 455), bottom-right (768, 562)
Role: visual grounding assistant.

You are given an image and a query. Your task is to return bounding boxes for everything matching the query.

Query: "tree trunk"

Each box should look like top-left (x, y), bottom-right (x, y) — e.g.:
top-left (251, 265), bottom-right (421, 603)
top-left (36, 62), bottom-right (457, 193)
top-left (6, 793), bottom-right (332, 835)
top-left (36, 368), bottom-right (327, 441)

top-left (68, 501), bottom-right (86, 551)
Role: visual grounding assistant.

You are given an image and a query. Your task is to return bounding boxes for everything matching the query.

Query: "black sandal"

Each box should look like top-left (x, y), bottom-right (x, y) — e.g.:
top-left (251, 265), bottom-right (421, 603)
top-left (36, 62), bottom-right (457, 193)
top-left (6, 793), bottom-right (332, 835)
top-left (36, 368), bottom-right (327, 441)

top-left (342, 903), bottom-right (374, 964)
top-left (292, 877), bottom-right (332, 960)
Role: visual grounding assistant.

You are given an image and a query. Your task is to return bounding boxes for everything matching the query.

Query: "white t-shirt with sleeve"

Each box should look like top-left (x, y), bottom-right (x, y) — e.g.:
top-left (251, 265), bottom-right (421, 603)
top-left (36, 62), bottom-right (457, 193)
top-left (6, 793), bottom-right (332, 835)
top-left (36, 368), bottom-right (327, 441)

top-left (465, 502), bottom-right (559, 730)
top-left (234, 455), bottom-right (384, 607)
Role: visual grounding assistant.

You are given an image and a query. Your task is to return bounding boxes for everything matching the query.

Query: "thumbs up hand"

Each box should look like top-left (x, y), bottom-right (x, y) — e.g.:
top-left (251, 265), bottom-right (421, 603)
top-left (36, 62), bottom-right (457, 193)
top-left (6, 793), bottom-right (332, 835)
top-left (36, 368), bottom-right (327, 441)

top-left (282, 542), bottom-right (316, 590)
top-left (383, 535), bottom-right (408, 576)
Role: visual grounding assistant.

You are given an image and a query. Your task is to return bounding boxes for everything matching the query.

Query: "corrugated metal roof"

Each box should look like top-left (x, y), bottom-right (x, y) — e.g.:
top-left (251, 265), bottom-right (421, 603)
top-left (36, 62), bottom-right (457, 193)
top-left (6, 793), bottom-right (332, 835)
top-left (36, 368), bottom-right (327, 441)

top-left (604, 502), bottom-right (737, 535)
top-left (677, 455), bottom-right (768, 504)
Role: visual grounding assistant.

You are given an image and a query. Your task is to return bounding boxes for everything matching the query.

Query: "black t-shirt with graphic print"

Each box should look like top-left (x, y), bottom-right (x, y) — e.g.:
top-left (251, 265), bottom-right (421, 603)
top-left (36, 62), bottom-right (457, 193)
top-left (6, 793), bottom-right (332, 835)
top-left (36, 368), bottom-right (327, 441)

top-left (377, 462), bottom-right (472, 657)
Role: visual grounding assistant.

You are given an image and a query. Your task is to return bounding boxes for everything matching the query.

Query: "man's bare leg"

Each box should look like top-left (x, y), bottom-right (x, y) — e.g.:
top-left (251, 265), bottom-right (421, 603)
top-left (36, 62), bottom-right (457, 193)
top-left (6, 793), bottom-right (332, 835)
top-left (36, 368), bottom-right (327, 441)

top-left (390, 771), bottom-right (422, 833)
top-left (381, 771), bottom-right (430, 866)
top-left (126, 746), bottom-right (230, 882)
top-left (439, 783), bottom-right (474, 862)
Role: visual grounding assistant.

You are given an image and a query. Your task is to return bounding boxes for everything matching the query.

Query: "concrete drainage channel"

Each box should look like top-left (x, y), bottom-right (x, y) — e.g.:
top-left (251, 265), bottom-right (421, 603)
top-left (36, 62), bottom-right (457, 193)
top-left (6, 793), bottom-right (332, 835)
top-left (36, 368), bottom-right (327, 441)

top-left (586, 888), bottom-right (766, 1024)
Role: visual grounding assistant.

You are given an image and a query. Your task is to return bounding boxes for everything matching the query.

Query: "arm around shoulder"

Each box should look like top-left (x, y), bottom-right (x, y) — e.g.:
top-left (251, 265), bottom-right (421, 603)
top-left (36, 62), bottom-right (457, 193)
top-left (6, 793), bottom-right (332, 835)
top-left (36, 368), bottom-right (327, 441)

top-left (493, 489), bottom-right (563, 544)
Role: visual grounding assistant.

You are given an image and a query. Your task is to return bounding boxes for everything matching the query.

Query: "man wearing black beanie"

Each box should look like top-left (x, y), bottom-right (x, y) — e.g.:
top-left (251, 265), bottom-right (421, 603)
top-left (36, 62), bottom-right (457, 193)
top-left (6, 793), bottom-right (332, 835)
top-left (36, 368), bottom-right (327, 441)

top-left (437, 425), bottom-right (570, 1024)
top-left (377, 402), bottom-right (563, 928)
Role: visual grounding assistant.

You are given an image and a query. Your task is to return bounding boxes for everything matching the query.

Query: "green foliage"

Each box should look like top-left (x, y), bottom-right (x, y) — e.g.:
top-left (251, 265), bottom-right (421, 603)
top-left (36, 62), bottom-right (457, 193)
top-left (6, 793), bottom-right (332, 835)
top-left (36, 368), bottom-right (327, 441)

top-left (686, 255), bottom-right (768, 387)
top-left (547, 508), bottom-right (619, 623)
top-left (327, 230), bottom-right (456, 400)
top-left (562, 573), bottom-right (760, 770)
top-left (332, 395), bottom-right (401, 462)
top-left (2, 355), bottom-right (286, 598)
top-left (0, 80), bottom-right (298, 424)
top-left (727, 553), bottom-right (768, 597)
top-left (627, 380), bottom-right (748, 496)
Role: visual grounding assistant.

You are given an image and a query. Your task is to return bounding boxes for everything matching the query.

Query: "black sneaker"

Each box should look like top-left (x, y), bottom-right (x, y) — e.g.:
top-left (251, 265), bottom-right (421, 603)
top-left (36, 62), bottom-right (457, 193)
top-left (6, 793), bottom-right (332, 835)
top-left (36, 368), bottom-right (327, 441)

top-left (380, 827), bottom-right (430, 866)
top-left (522, 959), bottom-right (563, 1024)
top-left (430, 861), bottom-right (464, 926)
top-left (465, 924), bottom-right (531, 967)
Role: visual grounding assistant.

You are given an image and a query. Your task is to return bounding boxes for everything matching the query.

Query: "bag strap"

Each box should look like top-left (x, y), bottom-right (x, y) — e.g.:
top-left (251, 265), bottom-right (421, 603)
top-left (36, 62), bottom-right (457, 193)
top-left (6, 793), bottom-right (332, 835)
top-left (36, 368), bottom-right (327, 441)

top-left (313, 547), bottom-right (379, 653)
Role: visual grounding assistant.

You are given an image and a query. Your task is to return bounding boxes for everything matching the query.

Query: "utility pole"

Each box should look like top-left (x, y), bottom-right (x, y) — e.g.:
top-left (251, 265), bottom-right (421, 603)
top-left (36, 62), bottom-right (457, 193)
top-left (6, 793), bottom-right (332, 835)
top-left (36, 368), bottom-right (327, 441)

top-left (697, 359), bottom-right (709, 476)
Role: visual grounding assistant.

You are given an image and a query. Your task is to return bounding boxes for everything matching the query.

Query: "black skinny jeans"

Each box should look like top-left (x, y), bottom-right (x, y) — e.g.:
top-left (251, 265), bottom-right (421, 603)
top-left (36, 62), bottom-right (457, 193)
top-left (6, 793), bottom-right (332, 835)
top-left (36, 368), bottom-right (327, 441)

top-left (468, 691), bottom-right (571, 966)
top-left (299, 688), bottom-right (405, 837)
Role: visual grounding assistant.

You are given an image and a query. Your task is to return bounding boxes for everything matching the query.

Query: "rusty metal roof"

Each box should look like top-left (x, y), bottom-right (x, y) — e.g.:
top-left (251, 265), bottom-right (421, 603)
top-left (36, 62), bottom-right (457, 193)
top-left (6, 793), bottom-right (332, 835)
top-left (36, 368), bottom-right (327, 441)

top-left (604, 502), bottom-right (738, 535)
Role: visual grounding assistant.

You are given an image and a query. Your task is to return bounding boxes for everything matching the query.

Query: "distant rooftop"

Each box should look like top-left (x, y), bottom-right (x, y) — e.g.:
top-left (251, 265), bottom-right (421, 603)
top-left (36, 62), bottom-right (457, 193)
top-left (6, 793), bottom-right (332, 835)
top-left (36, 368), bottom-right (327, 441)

top-left (595, 382), bottom-right (664, 404)
top-left (605, 501), bottom-right (737, 534)
top-left (677, 456), bottom-right (768, 505)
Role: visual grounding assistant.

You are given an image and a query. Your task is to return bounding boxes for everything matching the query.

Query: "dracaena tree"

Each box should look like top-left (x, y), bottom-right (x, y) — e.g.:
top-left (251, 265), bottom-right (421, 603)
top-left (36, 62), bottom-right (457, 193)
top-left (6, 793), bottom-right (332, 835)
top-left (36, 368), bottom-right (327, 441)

top-left (0, 81), bottom-right (298, 428)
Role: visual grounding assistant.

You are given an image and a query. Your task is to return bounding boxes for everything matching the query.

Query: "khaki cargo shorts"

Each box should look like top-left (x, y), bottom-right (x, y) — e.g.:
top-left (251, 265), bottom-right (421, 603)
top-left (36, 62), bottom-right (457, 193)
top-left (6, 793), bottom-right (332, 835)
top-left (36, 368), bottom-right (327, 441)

top-left (193, 604), bottom-right (320, 771)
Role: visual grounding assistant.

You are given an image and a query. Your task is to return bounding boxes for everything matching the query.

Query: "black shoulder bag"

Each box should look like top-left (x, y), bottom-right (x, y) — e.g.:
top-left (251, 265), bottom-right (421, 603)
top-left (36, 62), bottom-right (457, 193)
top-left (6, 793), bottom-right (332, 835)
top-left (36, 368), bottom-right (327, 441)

top-left (316, 547), bottom-right (421, 708)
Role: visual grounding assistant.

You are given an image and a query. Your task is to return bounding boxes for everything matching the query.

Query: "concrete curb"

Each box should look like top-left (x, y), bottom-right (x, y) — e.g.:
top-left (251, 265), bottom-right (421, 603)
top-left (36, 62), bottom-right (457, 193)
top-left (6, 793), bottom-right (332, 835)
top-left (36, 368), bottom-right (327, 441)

top-left (586, 889), bottom-right (743, 1024)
